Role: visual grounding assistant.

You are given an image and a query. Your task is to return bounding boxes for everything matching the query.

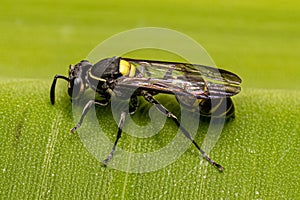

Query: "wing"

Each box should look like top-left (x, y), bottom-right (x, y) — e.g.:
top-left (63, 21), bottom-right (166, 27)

top-left (117, 58), bottom-right (242, 99)
top-left (115, 77), bottom-right (239, 99)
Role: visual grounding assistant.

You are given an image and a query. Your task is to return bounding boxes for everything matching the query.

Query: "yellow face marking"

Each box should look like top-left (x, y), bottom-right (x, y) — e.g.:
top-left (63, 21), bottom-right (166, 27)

top-left (119, 60), bottom-right (130, 76)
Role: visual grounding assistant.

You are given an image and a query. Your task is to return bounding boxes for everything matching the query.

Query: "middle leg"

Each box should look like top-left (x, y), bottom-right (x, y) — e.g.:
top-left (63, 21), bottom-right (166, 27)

top-left (102, 95), bottom-right (139, 165)
top-left (102, 111), bottom-right (127, 166)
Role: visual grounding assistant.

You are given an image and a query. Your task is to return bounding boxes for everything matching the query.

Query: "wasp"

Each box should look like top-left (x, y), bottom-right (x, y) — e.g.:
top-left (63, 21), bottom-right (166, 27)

top-left (50, 57), bottom-right (242, 171)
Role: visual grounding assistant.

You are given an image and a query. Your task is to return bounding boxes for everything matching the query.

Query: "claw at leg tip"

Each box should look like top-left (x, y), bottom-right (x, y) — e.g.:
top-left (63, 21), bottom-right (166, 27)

top-left (217, 165), bottom-right (225, 172)
top-left (70, 127), bottom-right (76, 133)
top-left (102, 161), bottom-right (107, 167)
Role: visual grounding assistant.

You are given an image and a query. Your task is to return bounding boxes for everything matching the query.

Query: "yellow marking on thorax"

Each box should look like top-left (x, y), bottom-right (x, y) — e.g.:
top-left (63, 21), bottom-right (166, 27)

top-left (119, 59), bottom-right (136, 77)
top-left (88, 70), bottom-right (106, 82)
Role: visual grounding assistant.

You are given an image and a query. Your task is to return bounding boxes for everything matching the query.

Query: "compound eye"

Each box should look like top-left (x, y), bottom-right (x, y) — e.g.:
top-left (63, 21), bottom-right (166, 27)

top-left (68, 77), bottom-right (85, 99)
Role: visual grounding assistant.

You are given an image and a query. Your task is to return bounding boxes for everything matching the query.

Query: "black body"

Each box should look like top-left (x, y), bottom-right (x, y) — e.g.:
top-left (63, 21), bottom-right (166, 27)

top-left (50, 56), bottom-right (242, 171)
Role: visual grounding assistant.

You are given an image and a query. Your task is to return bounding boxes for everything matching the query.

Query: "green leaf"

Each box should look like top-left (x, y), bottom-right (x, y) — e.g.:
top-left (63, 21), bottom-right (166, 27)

top-left (0, 80), bottom-right (299, 199)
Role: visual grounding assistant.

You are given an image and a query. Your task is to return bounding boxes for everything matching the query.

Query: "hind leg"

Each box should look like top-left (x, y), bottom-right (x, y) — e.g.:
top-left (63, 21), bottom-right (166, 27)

top-left (143, 91), bottom-right (224, 171)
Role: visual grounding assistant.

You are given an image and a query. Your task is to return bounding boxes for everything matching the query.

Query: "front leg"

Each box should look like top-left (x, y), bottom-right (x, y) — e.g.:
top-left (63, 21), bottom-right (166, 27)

top-left (70, 99), bottom-right (109, 133)
top-left (142, 92), bottom-right (224, 171)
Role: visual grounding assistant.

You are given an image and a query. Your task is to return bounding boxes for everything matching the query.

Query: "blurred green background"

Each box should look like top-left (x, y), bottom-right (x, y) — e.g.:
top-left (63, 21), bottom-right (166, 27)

top-left (0, 0), bottom-right (299, 199)
top-left (1, 0), bottom-right (299, 89)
